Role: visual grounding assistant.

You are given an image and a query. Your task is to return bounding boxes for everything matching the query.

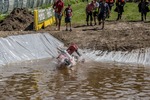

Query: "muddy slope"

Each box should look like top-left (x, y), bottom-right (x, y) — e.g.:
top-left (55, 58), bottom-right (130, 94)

top-left (49, 21), bottom-right (150, 52)
top-left (0, 8), bottom-right (33, 31)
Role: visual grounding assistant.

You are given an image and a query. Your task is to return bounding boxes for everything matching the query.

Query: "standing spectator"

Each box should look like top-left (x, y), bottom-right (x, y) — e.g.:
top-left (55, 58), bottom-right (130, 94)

top-left (106, 0), bottom-right (115, 11)
top-left (98, 0), bottom-right (110, 29)
top-left (64, 4), bottom-right (73, 31)
top-left (138, 0), bottom-right (149, 21)
top-left (93, 0), bottom-right (99, 25)
top-left (86, 1), bottom-right (95, 26)
top-left (53, 0), bottom-right (58, 28)
top-left (53, 0), bottom-right (64, 31)
top-left (114, 0), bottom-right (125, 20)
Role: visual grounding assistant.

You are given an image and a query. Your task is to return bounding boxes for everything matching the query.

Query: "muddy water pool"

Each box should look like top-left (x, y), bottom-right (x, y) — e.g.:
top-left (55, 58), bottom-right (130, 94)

top-left (0, 59), bottom-right (150, 100)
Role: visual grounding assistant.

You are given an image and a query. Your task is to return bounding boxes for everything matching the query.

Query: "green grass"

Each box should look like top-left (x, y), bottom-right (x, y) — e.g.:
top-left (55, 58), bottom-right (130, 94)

top-left (69, 2), bottom-right (87, 24)
top-left (123, 3), bottom-right (141, 21)
top-left (108, 2), bottom-right (150, 21)
top-left (62, 1), bottom-right (88, 25)
top-left (0, 14), bottom-right (7, 21)
top-left (0, 15), bottom-right (3, 21)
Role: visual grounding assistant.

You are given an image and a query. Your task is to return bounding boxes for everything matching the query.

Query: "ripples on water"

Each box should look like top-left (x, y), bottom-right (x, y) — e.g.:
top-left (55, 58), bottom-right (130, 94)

top-left (0, 59), bottom-right (150, 100)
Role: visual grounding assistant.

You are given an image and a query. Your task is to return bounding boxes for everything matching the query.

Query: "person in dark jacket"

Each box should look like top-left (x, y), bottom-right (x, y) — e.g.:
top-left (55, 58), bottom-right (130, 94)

top-left (86, 1), bottom-right (95, 26)
top-left (98, 0), bottom-right (110, 29)
top-left (138, 0), bottom-right (149, 21)
top-left (114, 0), bottom-right (125, 20)
top-left (64, 4), bottom-right (73, 31)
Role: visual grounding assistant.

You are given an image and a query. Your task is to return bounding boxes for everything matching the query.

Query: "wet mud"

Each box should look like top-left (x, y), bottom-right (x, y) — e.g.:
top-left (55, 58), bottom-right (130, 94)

top-left (49, 21), bottom-right (150, 52)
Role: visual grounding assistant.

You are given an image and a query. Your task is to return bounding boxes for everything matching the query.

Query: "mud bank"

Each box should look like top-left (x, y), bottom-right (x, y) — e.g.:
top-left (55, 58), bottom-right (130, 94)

top-left (49, 21), bottom-right (150, 52)
top-left (0, 8), bottom-right (33, 31)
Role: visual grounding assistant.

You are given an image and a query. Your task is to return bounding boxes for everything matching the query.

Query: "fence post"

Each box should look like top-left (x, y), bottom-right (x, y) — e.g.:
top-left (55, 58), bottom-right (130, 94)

top-left (34, 9), bottom-right (38, 31)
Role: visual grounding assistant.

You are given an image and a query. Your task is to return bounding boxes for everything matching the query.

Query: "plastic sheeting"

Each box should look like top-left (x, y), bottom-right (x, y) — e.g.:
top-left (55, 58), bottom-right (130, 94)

top-left (0, 0), bottom-right (53, 14)
top-left (0, 33), bottom-right (64, 66)
top-left (84, 48), bottom-right (150, 66)
top-left (1, 0), bottom-right (9, 13)
top-left (1, 32), bottom-right (150, 67)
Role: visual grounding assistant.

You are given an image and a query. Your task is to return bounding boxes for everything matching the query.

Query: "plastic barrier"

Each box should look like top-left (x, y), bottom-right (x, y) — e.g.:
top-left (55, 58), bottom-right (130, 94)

top-left (14, 0), bottom-right (23, 8)
top-left (2, 0), bottom-right (9, 13)
top-left (18, 0), bottom-right (23, 8)
top-left (0, 33), bottom-right (64, 66)
top-left (0, 0), bottom-right (54, 14)
top-left (0, 0), bottom-right (3, 13)
top-left (34, 7), bottom-right (55, 31)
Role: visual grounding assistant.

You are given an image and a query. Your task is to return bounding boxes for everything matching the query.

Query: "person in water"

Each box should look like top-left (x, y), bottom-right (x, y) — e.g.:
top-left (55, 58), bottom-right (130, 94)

top-left (57, 43), bottom-right (82, 66)
top-left (66, 43), bottom-right (81, 57)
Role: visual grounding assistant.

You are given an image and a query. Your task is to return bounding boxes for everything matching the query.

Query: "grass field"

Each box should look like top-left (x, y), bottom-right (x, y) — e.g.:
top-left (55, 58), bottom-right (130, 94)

top-left (0, 14), bottom-right (6, 21)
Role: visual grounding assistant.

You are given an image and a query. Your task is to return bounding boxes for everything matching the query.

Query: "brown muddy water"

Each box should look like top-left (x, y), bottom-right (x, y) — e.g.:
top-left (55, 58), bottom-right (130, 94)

top-left (0, 59), bottom-right (150, 100)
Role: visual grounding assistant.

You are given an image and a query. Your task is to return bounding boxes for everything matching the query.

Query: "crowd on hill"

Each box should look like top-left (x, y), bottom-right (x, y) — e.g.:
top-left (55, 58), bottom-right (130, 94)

top-left (52, 0), bottom-right (150, 30)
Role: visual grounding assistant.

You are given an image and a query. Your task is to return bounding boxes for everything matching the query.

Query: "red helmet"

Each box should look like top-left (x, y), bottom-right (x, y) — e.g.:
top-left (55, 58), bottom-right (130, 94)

top-left (70, 43), bottom-right (78, 50)
top-left (67, 43), bottom-right (78, 55)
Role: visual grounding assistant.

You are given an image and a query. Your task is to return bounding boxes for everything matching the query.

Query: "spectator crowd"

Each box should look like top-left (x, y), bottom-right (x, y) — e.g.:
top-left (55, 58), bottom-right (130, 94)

top-left (53, 0), bottom-right (150, 30)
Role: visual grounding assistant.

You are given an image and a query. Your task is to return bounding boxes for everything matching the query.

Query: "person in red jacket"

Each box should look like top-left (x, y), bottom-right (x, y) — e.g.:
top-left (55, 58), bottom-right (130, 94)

top-left (53, 0), bottom-right (64, 31)
top-left (66, 43), bottom-right (81, 57)
top-left (86, 1), bottom-right (95, 26)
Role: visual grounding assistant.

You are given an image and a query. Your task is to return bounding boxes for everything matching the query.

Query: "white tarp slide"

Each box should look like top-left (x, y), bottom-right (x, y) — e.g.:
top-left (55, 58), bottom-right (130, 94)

top-left (0, 33), bottom-right (64, 66)
top-left (84, 48), bottom-right (150, 66)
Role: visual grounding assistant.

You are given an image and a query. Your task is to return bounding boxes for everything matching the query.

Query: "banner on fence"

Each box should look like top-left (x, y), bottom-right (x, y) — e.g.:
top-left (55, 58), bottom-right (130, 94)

top-left (34, 7), bottom-right (55, 31)
top-left (0, 0), bottom-right (54, 14)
